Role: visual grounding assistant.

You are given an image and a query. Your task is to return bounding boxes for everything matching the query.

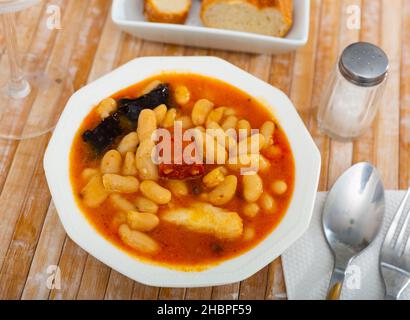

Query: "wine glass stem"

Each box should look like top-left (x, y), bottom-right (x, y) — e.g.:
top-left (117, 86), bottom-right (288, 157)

top-left (1, 12), bottom-right (30, 99)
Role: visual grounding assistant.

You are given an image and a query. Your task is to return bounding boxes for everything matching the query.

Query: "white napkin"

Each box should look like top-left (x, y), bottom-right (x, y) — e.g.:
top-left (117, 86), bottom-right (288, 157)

top-left (282, 191), bottom-right (410, 300)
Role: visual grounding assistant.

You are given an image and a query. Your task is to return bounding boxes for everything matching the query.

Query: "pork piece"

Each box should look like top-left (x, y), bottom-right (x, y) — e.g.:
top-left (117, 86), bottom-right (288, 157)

top-left (161, 203), bottom-right (243, 240)
top-left (82, 84), bottom-right (169, 154)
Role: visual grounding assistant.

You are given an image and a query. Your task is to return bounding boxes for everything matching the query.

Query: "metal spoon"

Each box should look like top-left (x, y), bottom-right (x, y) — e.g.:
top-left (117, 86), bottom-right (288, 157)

top-left (322, 162), bottom-right (385, 300)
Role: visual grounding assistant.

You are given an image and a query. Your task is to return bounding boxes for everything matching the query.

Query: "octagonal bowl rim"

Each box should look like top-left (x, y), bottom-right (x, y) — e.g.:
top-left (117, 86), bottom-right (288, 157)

top-left (44, 56), bottom-right (321, 287)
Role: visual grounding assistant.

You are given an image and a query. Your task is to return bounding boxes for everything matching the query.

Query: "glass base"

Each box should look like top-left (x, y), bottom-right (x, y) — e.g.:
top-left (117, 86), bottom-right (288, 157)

top-left (317, 119), bottom-right (365, 142)
top-left (0, 53), bottom-right (73, 140)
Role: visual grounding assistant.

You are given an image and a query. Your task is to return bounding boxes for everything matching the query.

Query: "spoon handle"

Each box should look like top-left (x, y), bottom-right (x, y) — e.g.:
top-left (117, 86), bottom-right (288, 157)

top-left (326, 267), bottom-right (346, 300)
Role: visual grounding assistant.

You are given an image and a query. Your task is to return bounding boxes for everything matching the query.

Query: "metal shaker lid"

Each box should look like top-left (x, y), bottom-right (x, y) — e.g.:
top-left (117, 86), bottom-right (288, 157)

top-left (339, 42), bottom-right (389, 87)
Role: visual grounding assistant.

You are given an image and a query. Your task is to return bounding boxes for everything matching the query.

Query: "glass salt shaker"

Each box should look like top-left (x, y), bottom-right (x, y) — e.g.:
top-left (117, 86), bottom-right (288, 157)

top-left (317, 42), bottom-right (389, 141)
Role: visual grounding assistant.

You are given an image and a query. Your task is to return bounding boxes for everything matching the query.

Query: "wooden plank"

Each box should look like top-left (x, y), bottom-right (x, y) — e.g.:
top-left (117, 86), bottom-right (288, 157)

top-left (104, 271), bottom-right (134, 300)
top-left (23, 4), bottom-right (122, 301)
top-left (76, 255), bottom-right (111, 300)
top-left (326, 0), bottom-right (361, 187)
top-left (68, 0), bottom-right (113, 89)
top-left (309, 0), bottom-right (342, 191)
top-left (16, 0), bottom-right (107, 300)
top-left (58, 3), bottom-right (117, 300)
top-left (375, 0), bottom-right (402, 189)
top-left (265, 259), bottom-right (288, 300)
top-left (239, 52), bottom-right (293, 300)
top-left (20, 204), bottom-right (66, 299)
top-left (289, 0), bottom-right (322, 126)
top-left (158, 287), bottom-right (186, 300)
top-left (0, 0), bottom-right (60, 195)
top-left (48, 238), bottom-right (88, 300)
top-left (50, 5), bottom-right (125, 301)
top-left (185, 287), bottom-right (213, 300)
top-left (0, 0), bottom-right (89, 299)
top-left (265, 0), bottom-right (323, 301)
top-left (0, 151), bottom-right (52, 299)
top-left (352, 0), bottom-right (382, 164)
top-left (211, 284), bottom-right (240, 300)
top-left (131, 283), bottom-right (160, 300)
top-left (399, 0), bottom-right (410, 188)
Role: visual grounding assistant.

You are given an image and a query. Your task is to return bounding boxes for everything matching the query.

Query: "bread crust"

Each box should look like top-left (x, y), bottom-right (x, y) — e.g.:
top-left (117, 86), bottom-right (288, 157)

top-left (201, 0), bottom-right (293, 37)
top-left (144, 0), bottom-right (192, 24)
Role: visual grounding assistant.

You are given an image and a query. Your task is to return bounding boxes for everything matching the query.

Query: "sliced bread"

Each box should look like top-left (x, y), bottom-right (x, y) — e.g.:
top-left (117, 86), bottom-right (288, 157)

top-left (144, 0), bottom-right (192, 24)
top-left (201, 0), bottom-right (293, 37)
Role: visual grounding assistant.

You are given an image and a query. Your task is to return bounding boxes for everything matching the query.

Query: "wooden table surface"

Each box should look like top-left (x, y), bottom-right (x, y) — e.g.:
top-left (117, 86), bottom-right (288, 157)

top-left (0, 0), bottom-right (408, 300)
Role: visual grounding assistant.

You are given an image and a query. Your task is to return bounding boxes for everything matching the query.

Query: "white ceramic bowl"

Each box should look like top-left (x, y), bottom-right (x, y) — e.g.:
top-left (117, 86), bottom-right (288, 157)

top-left (44, 56), bottom-right (321, 287)
top-left (112, 0), bottom-right (310, 55)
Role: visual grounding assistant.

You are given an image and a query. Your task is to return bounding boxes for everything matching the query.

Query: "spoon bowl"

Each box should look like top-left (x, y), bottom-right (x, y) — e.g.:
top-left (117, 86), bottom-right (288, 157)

top-left (323, 162), bottom-right (385, 299)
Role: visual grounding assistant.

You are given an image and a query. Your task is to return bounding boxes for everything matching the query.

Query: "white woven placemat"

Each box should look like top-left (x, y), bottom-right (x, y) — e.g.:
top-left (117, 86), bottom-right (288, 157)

top-left (282, 191), bottom-right (410, 300)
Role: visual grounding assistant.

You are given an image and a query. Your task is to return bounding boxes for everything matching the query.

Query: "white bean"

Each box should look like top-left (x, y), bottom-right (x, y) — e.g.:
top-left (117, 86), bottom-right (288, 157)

top-left (112, 212), bottom-right (127, 229)
top-left (259, 193), bottom-right (277, 213)
top-left (109, 193), bottom-right (136, 211)
top-left (206, 107), bottom-right (226, 126)
top-left (237, 119), bottom-right (251, 138)
top-left (221, 116), bottom-right (238, 131)
top-left (177, 115), bottom-right (194, 129)
top-left (122, 152), bottom-right (138, 176)
top-left (227, 154), bottom-right (261, 172)
top-left (162, 108), bottom-right (177, 128)
top-left (154, 104), bottom-right (167, 126)
top-left (101, 150), bottom-right (122, 174)
top-left (134, 196), bottom-right (159, 214)
top-left (242, 203), bottom-right (260, 218)
top-left (242, 173), bottom-right (263, 202)
top-left (243, 227), bottom-right (255, 241)
top-left (118, 224), bottom-right (159, 253)
top-left (174, 85), bottom-right (190, 105)
top-left (117, 132), bottom-right (139, 155)
top-left (140, 180), bottom-right (172, 205)
top-left (81, 175), bottom-right (108, 208)
top-left (258, 155), bottom-right (271, 172)
top-left (135, 139), bottom-right (158, 181)
top-left (204, 132), bottom-right (227, 164)
top-left (271, 180), bottom-right (288, 195)
top-left (237, 134), bottom-right (266, 155)
top-left (208, 175), bottom-right (237, 205)
top-left (199, 193), bottom-right (209, 202)
top-left (142, 80), bottom-right (162, 95)
top-left (224, 108), bottom-right (236, 117)
top-left (191, 99), bottom-right (214, 126)
top-left (102, 174), bottom-right (139, 193)
top-left (96, 98), bottom-right (117, 119)
top-left (137, 109), bottom-right (157, 142)
top-left (166, 180), bottom-right (189, 197)
top-left (81, 168), bottom-right (99, 181)
top-left (127, 210), bottom-right (159, 231)
top-left (260, 121), bottom-right (275, 147)
top-left (195, 126), bottom-right (206, 133)
top-left (202, 167), bottom-right (225, 188)
top-left (263, 145), bottom-right (282, 158)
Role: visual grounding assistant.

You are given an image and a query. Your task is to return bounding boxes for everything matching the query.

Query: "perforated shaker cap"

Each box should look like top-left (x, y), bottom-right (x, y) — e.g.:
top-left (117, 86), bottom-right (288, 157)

top-left (339, 42), bottom-right (389, 87)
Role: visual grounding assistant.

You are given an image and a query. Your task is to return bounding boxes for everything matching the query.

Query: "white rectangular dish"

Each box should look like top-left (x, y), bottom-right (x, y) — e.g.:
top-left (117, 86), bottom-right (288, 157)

top-left (111, 0), bottom-right (310, 55)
